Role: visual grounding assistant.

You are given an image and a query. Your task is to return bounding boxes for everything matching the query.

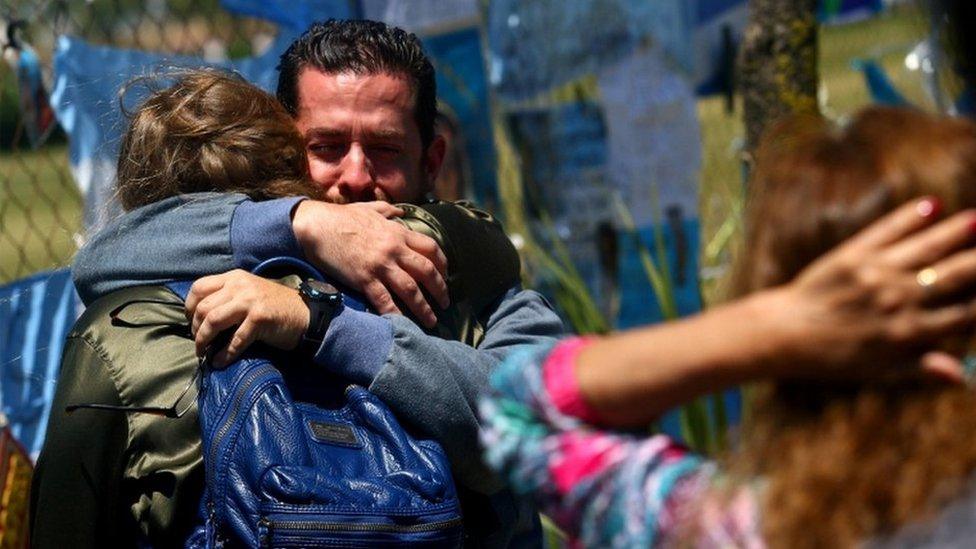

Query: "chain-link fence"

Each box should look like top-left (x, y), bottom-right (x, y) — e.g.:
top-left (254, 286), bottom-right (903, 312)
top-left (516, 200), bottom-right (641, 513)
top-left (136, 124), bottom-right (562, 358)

top-left (0, 0), bottom-right (279, 284)
top-left (0, 0), bottom-right (937, 290)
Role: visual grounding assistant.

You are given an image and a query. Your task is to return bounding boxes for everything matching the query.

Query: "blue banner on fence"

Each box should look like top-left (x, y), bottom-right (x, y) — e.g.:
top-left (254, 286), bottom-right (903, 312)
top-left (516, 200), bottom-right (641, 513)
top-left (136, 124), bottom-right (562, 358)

top-left (424, 27), bottom-right (498, 209)
top-left (220, 0), bottom-right (354, 31)
top-left (0, 269), bottom-right (77, 460)
top-left (50, 32), bottom-right (304, 230)
top-left (485, 0), bottom-right (751, 102)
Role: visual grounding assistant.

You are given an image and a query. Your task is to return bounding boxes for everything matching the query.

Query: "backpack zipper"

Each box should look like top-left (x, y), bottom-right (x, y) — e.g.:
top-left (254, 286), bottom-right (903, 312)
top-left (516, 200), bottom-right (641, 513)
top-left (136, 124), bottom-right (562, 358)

top-left (258, 516), bottom-right (463, 547)
top-left (206, 362), bottom-right (277, 528)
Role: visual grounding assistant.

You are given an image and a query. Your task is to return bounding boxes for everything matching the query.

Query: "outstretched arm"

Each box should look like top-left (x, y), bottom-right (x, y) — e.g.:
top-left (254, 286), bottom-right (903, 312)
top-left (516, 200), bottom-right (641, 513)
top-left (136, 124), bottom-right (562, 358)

top-left (479, 340), bottom-right (761, 547)
top-left (574, 198), bottom-right (976, 427)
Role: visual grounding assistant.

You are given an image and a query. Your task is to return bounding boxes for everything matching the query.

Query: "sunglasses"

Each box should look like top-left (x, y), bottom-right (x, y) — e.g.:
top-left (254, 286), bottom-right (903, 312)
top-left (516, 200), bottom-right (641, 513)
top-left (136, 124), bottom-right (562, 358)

top-left (65, 356), bottom-right (203, 418)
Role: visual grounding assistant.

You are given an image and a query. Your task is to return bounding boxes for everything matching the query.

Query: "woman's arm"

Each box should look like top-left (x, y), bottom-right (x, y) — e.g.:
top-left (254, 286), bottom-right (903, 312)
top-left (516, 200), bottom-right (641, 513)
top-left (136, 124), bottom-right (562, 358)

top-left (481, 340), bottom-right (741, 547)
top-left (577, 199), bottom-right (976, 427)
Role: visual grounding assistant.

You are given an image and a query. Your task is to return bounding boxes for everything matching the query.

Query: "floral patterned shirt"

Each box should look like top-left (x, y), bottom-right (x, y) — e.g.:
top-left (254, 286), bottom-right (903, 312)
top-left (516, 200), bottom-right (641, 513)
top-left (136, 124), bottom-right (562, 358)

top-left (480, 337), bottom-right (764, 548)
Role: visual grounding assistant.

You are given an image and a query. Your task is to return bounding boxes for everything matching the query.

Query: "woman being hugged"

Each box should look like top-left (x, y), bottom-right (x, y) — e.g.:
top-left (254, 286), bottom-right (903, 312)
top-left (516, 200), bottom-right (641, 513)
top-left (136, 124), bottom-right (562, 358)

top-left (482, 107), bottom-right (976, 547)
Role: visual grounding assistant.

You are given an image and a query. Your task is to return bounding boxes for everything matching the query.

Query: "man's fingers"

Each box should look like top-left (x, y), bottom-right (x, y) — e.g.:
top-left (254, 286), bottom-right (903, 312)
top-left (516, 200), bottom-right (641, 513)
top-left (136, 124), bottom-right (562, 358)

top-left (363, 280), bottom-right (401, 316)
top-left (213, 319), bottom-right (256, 368)
top-left (386, 269), bottom-right (437, 328)
top-left (191, 291), bottom-right (227, 336)
top-left (919, 351), bottom-right (966, 384)
top-left (362, 201), bottom-right (404, 218)
top-left (194, 303), bottom-right (244, 358)
top-left (186, 275), bottom-right (227, 319)
top-left (883, 210), bottom-right (976, 269)
top-left (406, 231), bottom-right (448, 277)
top-left (399, 250), bottom-right (450, 310)
top-left (843, 197), bottom-right (942, 253)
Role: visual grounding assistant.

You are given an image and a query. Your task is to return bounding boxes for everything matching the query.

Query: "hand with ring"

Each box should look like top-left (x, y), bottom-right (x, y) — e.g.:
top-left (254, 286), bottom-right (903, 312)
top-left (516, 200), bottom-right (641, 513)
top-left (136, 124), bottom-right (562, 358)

top-left (759, 197), bottom-right (976, 383)
top-left (916, 267), bottom-right (939, 291)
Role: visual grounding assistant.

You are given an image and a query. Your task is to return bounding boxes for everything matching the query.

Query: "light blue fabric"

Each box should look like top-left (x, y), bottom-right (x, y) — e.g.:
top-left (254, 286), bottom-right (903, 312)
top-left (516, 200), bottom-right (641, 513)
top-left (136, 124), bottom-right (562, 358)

top-left (73, 193), bottom-right (245, 305)
top-left (50, 32), bottom-right (299, 228)
top-left (313, 306), bottom-right (393, 386)
top-left (0, 269), bottom-right (77, 459)
top-left (51, 33), bottom-right (292, 160)
top-left (231, 197), bottom-right (307, 270)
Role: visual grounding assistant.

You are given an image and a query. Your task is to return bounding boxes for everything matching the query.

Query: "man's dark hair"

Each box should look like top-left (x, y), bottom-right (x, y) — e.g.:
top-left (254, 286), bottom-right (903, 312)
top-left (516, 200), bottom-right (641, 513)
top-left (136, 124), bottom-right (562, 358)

top-left (277, 19), bottom-right (437, 147)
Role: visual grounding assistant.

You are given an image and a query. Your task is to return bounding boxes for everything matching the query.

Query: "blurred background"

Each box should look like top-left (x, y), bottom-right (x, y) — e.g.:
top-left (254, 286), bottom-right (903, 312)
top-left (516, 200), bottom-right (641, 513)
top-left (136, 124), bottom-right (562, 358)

top-left (2, 2), bottom-right (970, 544)
top-left (0, 0), bottom-right (965, 464)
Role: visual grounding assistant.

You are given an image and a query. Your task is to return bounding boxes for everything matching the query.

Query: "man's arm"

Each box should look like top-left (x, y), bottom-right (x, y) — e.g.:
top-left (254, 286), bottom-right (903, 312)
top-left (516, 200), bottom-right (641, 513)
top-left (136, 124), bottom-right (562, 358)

top-left (302, 284), bottom-right (565, 494)
top-left (367, 288), bottom-right (565, 494)
top-left (181, 268), bottom-right (565, 495)
top-left (72, 193), bottom-right (447, 324)
top-left (72, 192), bottom-right (299, 305)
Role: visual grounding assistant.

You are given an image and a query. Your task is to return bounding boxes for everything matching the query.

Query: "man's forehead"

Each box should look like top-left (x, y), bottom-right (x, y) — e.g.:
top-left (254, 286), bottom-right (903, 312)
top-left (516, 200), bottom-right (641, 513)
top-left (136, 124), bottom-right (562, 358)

top-left (295, 68), bottom-right (416, 111)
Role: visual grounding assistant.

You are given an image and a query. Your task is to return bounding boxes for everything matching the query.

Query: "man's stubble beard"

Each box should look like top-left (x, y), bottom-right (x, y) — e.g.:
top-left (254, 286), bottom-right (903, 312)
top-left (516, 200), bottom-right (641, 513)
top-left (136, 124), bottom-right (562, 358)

top-left (318, 160), bottom-right (428, 205)
top-left (324, 188), bottom-right (391, 205)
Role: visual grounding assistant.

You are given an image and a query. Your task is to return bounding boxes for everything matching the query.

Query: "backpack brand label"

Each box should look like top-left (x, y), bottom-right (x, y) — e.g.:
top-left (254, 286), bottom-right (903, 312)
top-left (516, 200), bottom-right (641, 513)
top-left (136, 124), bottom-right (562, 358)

top-left (308, 420), bottom-right (359, 446)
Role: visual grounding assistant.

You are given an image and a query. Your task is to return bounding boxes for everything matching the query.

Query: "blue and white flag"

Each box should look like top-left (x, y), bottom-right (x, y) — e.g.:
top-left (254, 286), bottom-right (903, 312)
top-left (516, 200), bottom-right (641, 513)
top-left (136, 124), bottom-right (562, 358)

top-left (0, 269), bottom-right (77, 460)
top-left (50, 33), bottom-right (301, 231)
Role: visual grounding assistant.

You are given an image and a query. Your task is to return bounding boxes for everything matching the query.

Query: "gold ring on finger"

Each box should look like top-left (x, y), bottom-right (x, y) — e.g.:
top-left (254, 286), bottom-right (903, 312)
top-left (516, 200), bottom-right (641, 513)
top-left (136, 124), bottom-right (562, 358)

top-left (916, 267), bottom-right (939, 290)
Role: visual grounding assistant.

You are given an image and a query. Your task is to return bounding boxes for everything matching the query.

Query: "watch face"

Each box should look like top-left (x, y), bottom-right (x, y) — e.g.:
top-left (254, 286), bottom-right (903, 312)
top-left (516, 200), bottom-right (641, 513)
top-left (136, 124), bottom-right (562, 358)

top-left (302, 279), bottom-right (339, 300)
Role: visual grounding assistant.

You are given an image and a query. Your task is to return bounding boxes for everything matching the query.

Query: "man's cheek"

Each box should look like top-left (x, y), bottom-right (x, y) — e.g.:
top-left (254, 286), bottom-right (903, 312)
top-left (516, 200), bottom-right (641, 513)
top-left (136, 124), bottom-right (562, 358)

top-left (308, 162), bottom-right (335, 190)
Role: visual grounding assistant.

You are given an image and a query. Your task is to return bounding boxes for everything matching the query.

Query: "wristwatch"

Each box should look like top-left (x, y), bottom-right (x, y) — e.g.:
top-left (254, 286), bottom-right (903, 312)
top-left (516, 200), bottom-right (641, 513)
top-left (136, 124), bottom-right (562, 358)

top-left (298, 279), bottom-right (343, 351)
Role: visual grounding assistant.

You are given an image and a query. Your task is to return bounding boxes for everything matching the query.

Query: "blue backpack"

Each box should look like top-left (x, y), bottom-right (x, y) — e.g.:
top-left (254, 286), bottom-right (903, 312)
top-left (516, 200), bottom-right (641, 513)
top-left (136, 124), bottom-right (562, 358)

top-left (170, 260), bottom-right (463, 548)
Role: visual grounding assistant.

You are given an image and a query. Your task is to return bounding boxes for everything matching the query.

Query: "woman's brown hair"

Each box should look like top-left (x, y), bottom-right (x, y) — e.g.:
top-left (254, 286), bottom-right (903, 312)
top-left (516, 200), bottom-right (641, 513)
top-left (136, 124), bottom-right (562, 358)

top-left (729, 107), bottom-right (976, 548)
top-left (115, 69), bottom-right (322, 211)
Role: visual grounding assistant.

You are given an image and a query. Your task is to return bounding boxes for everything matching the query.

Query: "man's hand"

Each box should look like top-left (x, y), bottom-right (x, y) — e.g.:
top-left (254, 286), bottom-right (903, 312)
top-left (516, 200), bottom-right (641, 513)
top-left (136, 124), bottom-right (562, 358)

top-left (185, 270), bottom-right (309, 367)
top-left (291, 200), bottom-right (448, 328)
top-left (768, 197), bottom-right (976, 383)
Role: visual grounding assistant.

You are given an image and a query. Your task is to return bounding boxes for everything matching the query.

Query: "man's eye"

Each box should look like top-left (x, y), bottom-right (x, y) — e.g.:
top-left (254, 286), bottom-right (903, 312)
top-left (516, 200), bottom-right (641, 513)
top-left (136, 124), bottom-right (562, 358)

top-left (310, 143), bottom-right (345, 156)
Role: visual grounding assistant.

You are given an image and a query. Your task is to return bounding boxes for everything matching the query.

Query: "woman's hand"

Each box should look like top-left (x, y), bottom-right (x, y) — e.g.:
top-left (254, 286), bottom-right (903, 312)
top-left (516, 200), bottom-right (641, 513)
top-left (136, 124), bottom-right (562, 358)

top-left (185, 270), bottom-right (309, 367)
top-left (575, 197), bottom-right (976, 427)
top-left (771, 197), bottom-right (976, 382)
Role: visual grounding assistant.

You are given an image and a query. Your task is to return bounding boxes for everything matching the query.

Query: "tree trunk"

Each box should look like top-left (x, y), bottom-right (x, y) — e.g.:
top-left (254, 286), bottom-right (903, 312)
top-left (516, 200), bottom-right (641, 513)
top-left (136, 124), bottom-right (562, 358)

top-left (738, 0), bottom-right (819, 158)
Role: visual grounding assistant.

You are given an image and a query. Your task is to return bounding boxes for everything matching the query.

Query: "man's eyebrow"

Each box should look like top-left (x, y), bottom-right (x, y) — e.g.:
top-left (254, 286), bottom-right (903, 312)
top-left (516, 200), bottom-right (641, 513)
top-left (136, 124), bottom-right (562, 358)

top-left (304, 127), bottom-right (406, 142)
top-left (363, 128), bottom-right (406, 142)
top-left (305, 128), bottom-right (347, 140)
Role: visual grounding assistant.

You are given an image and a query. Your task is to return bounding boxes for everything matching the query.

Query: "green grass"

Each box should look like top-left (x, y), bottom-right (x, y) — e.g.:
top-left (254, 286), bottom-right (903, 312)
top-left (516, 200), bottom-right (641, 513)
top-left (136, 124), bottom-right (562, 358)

top-left (0, 145), bottom-right (81, 283)
top-left (819, 5), bottom-right (932, 115)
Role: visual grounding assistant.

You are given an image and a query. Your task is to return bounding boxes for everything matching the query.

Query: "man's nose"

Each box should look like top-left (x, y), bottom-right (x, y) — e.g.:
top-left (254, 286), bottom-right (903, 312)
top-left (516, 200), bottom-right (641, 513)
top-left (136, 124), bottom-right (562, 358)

top-left (336, 143), bottom-right (375, 199)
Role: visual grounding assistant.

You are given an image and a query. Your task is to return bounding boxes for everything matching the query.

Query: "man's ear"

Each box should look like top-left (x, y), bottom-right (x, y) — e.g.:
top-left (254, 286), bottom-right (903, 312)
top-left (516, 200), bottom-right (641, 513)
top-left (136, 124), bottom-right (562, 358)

top-left (423, 135), bottom-right (447, 191)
